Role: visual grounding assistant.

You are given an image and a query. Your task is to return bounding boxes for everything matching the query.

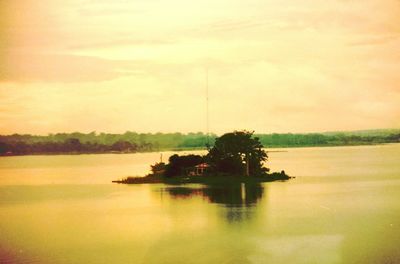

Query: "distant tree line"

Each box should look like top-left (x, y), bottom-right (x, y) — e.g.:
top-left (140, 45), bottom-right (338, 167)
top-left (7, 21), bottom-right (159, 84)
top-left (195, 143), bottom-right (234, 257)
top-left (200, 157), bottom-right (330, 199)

top-left (0, 132), bottom-right (214, 155)
top-left (0, 130), bottom-right (399, 156)
top-left (255, 131), bottom-right (400, 147)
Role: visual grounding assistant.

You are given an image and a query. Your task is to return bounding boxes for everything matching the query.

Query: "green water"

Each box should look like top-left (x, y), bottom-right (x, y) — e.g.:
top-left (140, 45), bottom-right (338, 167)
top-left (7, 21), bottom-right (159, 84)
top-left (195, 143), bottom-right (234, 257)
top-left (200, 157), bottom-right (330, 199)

top-left (1, 144), bottom-right (400, 263)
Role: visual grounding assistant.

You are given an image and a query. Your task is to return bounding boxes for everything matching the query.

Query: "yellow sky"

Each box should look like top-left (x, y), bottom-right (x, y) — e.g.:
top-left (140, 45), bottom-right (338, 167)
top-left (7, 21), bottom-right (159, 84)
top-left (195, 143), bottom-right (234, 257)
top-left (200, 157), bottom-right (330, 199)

top-left (1, 0), bottom-right (399, 134)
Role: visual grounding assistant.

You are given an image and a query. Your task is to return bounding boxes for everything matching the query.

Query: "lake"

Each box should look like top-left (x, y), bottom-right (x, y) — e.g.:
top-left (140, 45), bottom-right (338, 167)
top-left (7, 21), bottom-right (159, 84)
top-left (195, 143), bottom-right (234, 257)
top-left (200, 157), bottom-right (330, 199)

top-left (1, 144), bottom-right (400, 263)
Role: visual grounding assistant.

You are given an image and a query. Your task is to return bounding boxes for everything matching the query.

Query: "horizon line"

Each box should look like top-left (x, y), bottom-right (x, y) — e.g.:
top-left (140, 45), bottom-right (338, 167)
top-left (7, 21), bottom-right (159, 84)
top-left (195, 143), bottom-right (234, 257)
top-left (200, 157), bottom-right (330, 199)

top-left (1, 127), bottom-right (399, 137)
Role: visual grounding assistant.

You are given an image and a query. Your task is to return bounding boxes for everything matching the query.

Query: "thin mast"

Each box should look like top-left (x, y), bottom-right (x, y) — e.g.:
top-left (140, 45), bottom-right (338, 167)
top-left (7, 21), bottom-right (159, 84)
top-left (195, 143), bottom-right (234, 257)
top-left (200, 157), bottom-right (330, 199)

top-left (206, 68), bottom-right (210, 149)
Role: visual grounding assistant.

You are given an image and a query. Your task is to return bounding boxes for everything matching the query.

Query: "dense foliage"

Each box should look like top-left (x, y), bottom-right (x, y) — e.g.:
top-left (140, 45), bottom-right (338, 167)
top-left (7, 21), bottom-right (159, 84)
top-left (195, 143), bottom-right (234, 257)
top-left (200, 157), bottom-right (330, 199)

top-left (207, 131), bottom-right (268, 175)
top-left (150, 131), bottom-right (268, 177)
top-left (0, 129), bottom-right (399, 155)
top-left (164, 154), bottom-right (205, 177)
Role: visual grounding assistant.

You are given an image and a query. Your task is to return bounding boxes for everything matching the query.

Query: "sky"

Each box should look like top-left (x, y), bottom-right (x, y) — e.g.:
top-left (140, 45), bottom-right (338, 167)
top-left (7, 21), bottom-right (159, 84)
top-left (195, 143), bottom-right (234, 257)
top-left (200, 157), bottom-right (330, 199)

top-left (1, 0), bottom-right (399, 135)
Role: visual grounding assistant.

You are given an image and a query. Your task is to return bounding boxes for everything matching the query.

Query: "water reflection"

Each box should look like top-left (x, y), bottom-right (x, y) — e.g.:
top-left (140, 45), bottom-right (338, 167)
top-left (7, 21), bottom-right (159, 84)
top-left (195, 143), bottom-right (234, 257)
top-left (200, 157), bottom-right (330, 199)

top-left (161, 183), bottom-right (264, 222)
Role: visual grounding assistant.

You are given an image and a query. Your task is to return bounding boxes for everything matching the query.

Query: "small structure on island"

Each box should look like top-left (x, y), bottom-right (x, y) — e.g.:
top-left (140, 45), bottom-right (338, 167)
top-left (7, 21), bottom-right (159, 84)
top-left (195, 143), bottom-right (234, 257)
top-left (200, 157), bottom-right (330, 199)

top-left (188, 163), bottom-right (210, 176)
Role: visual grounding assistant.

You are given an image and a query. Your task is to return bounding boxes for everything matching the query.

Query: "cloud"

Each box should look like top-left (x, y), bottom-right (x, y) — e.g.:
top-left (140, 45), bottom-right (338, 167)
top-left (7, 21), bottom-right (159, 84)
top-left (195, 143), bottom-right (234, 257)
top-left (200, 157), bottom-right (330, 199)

top-left (347, 35), bottom-right (399, 46)
top-left (68, 38), bottom-right (176, 50)
top-left (0, 52), bottom-right (145, 83)
top-left (205, 18), bottom-right (268, 32)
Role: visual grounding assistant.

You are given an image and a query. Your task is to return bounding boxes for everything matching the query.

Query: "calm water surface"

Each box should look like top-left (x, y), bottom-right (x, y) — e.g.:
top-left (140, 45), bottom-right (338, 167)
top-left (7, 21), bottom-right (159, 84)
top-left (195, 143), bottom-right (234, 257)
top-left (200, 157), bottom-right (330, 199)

top-left (1, 144), bottom-right (400, 263)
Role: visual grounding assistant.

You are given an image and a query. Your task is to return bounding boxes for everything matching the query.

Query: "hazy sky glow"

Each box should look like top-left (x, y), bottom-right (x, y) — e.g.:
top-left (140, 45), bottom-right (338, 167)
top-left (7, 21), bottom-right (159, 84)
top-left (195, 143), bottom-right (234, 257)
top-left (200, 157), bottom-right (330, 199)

top-left (1, 0), bottom-right (399, 134)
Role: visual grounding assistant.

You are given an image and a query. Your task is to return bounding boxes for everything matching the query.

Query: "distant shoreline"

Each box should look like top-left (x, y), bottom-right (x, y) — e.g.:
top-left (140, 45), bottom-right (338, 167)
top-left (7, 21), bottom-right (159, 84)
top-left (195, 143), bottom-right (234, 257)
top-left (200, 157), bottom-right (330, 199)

top-left (1, 129), bottom-right (399, 157)
top-left (1, 142), bottom-right (399, 157)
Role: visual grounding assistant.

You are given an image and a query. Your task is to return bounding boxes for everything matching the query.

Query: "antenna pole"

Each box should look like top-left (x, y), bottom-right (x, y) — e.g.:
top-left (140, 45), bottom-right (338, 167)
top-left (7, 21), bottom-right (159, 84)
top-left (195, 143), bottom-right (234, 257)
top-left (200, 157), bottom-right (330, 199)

top-left (206, 68), bottom-right (210, 149)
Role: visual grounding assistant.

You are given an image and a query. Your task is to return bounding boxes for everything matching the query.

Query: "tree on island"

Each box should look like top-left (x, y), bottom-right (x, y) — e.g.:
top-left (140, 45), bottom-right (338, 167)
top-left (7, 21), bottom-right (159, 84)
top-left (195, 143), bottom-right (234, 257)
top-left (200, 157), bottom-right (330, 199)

top-left (207, 130), bottom-right (268, 176)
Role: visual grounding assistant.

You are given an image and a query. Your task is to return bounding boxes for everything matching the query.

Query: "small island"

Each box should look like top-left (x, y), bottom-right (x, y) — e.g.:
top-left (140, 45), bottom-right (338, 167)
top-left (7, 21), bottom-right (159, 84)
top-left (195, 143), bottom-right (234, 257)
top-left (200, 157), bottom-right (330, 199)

top-left (113, 131), bottom-right (291, 185)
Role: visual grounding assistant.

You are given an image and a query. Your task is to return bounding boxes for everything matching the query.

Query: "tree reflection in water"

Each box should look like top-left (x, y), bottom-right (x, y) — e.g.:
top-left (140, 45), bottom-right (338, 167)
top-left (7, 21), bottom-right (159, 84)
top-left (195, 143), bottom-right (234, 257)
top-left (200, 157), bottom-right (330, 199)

top-left (162, 183), bottom-right (264, 222)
